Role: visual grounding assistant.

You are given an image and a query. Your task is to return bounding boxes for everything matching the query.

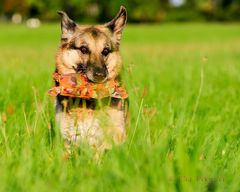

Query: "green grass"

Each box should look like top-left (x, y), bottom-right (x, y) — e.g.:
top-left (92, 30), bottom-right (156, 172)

top-left (0, 22), bottom-right (240, 191)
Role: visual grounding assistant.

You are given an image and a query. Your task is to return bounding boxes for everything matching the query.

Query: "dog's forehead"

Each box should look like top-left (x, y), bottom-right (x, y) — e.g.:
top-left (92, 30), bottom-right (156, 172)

top-left (74, 25), bottom-right (111, 45)
top-left (84, 27), bottom-right (102, 37)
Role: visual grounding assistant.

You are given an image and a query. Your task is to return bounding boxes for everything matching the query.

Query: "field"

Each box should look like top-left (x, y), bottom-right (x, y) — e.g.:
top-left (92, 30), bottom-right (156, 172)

top-left (0, 23), bottom-right (240, 191)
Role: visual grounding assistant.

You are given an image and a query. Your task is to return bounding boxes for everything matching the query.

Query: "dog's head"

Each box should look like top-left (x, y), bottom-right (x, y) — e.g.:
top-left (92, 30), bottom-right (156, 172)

top-left (55, 6), bottom-right (127, 83)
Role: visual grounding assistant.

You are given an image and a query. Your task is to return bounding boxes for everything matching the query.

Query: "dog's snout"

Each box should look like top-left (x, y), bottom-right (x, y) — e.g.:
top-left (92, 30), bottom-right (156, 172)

top-left (94, 67), bottom-right (107, 77)
top-left (87, 66), bottom-right (108, 82)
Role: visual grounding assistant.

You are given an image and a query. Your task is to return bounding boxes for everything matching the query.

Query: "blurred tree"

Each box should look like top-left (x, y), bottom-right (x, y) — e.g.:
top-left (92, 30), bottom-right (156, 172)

top-left (25, 0), bottom-right (62, 19)
top-left (60, 0), bottom-right (89, 19)
top-left (128, 0), bottom-right (166, 22)
top-left (2, 0), bottom-right (27, 18)
top-left (221, 0), bottom-right (234, 8)
top-left (197, 0), bottom-right (215, 20)
top-left (1, 0), bottom-right (240, 22)
top-left (228, 0), bottom-right (240, 20)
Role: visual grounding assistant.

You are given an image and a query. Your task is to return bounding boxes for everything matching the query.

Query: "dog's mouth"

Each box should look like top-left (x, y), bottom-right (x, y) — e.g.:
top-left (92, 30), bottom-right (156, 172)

top-left (73, 64), bottom-right (108, 83)
top-left (72, 64), bottom-right (86, 74)
top-left (86, 70), bottom-right (108, 83)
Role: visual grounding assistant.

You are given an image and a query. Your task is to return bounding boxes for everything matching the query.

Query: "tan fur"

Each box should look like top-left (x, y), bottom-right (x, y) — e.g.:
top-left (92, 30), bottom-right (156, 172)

top-left (56, 104), bottom-right (126, 150)
top-left (55, 7), bottom-right (128, 152)
top-left (56, 25), bottom-right (122, 80)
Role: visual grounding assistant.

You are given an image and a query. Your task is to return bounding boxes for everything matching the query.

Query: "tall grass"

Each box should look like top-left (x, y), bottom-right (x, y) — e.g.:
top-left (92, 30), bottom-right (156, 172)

top-left (0, 23), bottom-right (240, 191)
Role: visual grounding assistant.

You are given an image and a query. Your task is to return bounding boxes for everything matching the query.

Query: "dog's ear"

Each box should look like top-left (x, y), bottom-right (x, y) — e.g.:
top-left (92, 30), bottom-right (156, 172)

top-left (57, 11), bottom-right (76, 40)
top-left (105, 6), bottom-right (127, 46)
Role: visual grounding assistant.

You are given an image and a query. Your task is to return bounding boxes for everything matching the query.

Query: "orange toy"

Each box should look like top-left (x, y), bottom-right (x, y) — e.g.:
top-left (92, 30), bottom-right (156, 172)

top-left (48, 73), bottom-right (128, 99)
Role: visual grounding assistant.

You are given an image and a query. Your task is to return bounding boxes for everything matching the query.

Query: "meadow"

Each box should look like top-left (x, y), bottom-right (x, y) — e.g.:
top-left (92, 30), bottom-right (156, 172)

top-left (0, 23), bottom-right (240, 191)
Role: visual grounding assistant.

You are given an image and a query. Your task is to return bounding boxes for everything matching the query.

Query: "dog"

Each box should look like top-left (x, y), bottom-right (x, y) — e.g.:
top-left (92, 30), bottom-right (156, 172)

top-left (54, 6), bottom-right (128, 152)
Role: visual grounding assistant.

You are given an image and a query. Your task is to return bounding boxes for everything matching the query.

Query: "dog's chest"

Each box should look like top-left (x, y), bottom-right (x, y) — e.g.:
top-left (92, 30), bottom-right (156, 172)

top-left (55, 96), bottom-right (127, 149)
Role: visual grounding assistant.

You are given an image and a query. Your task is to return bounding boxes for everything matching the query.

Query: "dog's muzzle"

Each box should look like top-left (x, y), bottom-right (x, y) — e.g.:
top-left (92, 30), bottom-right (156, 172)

top-left (73, 63), bottom-right (108, 83)
top-left (93, 67), bottom-right (107, 80)
top-left (86, 65), bottom-right (108, 83)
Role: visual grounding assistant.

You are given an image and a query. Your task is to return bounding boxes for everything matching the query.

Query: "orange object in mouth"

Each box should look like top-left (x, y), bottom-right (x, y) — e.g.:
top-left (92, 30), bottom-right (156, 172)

top-left (48, 73), bottom-right (128, 99)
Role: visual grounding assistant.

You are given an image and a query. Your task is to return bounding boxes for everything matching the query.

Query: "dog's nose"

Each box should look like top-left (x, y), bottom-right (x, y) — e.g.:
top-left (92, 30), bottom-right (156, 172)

top-left (93, 67), bottom-right (107, 78)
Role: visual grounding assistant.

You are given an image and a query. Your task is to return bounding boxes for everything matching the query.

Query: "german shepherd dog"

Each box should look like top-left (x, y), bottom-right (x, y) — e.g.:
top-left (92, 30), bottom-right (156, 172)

top-left (55, 6), bottom-right (128, 152)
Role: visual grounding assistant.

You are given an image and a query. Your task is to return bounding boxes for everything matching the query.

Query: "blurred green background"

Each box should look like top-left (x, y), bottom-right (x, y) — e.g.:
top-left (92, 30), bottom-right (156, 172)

top-left (1, 0), bottom-right (240, 191)
top-left (1, 0), bottom-right (240, 23)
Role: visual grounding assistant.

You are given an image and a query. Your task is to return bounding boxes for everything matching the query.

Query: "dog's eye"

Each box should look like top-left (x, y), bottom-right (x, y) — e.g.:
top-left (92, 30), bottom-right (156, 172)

top-left (102, 48), bottom-right (111, 56)
top-left (80, 46), bottom-right (89, 54)
top-left (70, 45), bottom-right (89, 54)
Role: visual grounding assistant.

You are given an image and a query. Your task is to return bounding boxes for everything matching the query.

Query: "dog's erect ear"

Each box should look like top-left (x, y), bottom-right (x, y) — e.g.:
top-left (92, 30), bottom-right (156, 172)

top-left (105, 6), bottom-right (127, 46)
top-left (57, 11), bottom-right (76, 40)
